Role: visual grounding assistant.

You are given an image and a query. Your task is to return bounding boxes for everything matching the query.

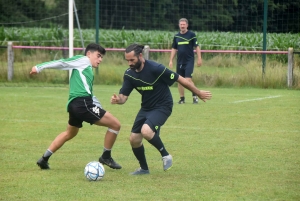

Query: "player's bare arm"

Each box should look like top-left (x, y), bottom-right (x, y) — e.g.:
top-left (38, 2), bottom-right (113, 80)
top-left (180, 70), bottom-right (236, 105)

top-left (111, 93), bottom-right (128, 104)
top-left (196, 46), bottom-right (202, 67)
top-left (177, 76), bottom-right (212, 102)
top-left (168, 48), bottom-right (177, 68)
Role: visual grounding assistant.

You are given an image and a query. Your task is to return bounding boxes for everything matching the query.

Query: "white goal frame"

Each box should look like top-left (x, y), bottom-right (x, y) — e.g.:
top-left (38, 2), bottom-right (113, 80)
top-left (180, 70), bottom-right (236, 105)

top-left (69, 0), bottom-right (74, 79)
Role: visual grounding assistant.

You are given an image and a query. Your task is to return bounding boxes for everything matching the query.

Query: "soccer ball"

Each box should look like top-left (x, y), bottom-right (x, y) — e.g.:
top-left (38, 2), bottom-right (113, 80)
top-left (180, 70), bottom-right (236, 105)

top-left (84, 161), bottom-right (105, 181)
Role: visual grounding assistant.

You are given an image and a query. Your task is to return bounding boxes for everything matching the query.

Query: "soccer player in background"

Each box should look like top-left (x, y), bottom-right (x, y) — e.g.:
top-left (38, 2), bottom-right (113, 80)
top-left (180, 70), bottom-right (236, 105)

top-left (169, 18), bottom-right (202, 104)
top-left (30, 43), bottom-right (122, 170)
top-left (111, 44), bottom-right (211, 175)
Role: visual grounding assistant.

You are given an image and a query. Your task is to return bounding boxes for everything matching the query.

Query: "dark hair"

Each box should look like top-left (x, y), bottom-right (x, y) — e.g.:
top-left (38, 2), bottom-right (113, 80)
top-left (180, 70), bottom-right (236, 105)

top-left (125, 44), bottom-right (144, 56)
top-left (84, 43), bottom-right (106, 56)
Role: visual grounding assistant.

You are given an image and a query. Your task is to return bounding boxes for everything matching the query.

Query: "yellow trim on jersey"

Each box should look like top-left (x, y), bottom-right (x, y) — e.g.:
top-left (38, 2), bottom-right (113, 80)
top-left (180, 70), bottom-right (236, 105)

top-left (178, 41), bottom-right (189, 45)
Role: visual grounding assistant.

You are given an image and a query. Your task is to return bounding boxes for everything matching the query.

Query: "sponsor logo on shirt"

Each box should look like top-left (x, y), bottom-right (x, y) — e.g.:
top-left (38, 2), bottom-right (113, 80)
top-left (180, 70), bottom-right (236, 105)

top-left (170, 73), bottom-right (175, 79)
top-left (178, 41), bottom-right (189, 45)
top-left (137, 86), bottom-right (153, 91)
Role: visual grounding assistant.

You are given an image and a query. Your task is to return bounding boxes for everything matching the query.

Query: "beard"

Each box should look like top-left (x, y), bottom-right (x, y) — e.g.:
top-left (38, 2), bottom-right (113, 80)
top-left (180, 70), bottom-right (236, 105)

top-left (130, 58), bottom-right (142, 71)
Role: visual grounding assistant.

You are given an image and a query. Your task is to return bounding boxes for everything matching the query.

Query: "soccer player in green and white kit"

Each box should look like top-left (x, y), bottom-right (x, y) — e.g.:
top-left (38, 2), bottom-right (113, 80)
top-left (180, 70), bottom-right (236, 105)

top-left (30, 43), bottom-right (122, 170)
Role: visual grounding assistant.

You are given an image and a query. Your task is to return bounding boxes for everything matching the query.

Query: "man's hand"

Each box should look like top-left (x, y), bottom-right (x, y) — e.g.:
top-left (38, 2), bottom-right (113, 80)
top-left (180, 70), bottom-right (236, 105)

top-left (30, 67), bottom-right (37, 75)
top-left (198, 90), bottom-right (212, 102)
top-left (111, 93), bottom-right (119, 104)
top-left (168, 61), bottom-right (173, 69)
top-left (197, 58), bottom-right (202, 67)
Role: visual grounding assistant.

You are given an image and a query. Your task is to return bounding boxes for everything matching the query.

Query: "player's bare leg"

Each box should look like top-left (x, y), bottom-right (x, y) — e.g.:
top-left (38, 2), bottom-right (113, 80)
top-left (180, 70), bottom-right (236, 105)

top-left (142, 124), bottom-right (172, 171)
top-left (49, 125), bottom-right (79, 151)
top-left (37, 125), bottom-right (79, 169)
top-left (130, 124), bottom-right (172, 175)
top-left (94, 112), bottom-right (121, 149)
top-left (130, 132), bottom-right (150, 175)
top-left (95, 112), bottom-right (122, 169)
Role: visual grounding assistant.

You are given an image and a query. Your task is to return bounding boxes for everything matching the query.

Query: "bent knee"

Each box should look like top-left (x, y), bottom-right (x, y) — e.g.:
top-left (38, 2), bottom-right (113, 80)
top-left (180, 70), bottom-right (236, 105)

top-left (115, 121), bottom-right (121, 130)
top-left (141, 125), bottom-right (155, 139)
top-left (111, 122), bottom-right (121, 132)
top-left (129, 134), bottom-right (142, 147)
top-left (108, 114), bottom-right (121, 131)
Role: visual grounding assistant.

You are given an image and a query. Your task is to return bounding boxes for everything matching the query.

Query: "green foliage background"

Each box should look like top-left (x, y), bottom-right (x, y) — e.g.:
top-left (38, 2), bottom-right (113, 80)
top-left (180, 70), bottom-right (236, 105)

top-left (1, 0), bottom-right (299, 32)
top-left (1, 27), bottom-right (299, 51)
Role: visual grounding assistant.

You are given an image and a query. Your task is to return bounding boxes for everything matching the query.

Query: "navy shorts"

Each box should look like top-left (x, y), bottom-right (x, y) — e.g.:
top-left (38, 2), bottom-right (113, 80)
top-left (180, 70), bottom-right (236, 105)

top-left (176, 60), bottom-right (195, 78)
top-left (67, 97), bottom-right (106, 128)
top-left (131, 108), bottom-right (172, 135)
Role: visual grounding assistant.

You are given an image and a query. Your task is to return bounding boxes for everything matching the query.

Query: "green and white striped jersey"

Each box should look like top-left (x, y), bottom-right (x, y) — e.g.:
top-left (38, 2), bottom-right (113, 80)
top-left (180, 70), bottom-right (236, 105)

top-left (35, 55), bottom-right (94, 108)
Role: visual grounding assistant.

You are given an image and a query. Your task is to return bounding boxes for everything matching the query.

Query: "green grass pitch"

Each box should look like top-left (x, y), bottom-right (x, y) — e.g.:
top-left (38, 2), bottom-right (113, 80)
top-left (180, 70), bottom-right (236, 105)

top-left (0, 85), bottom-right (299, 200)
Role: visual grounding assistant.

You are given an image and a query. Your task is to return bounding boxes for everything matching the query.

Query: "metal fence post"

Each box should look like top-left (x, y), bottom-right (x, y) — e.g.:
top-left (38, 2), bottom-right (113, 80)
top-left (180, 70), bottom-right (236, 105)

top-left (7, 41), bottom-right (14, 81)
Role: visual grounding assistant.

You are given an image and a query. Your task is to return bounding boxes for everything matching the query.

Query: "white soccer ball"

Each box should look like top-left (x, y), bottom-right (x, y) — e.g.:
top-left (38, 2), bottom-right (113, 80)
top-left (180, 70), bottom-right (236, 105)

top-left (84, 161), bottom-right (105, 181)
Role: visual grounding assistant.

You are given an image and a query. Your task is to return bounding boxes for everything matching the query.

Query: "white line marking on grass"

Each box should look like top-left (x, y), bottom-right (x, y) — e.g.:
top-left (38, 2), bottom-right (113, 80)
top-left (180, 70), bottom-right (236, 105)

top-left (163, 125), bottom-right (299, 133)
top-left (233, 95), bottom-right (281, 103)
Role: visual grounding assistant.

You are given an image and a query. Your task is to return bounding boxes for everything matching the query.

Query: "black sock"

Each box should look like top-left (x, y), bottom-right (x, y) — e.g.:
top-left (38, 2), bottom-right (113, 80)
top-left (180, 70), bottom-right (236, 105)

top-left (180, 96), bottom-right (185, 101)
top-left (132, 145), bottom-right (148, 170)
top-left (42, 149), bottom-right (53, 162)
top-left (192, 93), bottom-right (196, 96)
top-left (147, 134), bottom-right (169, 157)
top-left (101, 149), bottom-right (111, 159)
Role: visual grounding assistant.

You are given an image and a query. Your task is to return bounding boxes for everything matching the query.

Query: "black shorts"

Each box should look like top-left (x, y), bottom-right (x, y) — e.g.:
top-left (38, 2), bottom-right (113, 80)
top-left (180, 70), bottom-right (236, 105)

top-left (131, 108), bottom-right (172, 135)
top-left (67, 96), bottom-right (106, 128)
top-left (176, 60), bottom-right (194, 78)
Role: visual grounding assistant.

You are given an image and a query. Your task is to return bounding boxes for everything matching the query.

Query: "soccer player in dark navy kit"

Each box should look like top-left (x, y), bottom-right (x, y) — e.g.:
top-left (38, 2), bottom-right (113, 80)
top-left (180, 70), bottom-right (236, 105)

top-left (169, 18), bottom-right (202, 104)
top-left (111, 44), bottom-right (211, 175)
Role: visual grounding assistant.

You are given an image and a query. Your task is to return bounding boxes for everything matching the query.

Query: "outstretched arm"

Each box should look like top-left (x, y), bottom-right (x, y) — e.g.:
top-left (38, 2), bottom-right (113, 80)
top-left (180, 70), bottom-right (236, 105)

top-left (29, 56), bottom-right (88, 75)
top-left (177, 76), bottom-right (212, 102)
top-left (111, 93), bottom-right (128, 105)
top-left (169, 48), bottom-right (177, 69)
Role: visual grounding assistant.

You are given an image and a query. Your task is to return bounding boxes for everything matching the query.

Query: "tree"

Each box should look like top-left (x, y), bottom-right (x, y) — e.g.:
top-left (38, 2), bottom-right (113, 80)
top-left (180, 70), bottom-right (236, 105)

top-left (0, 0), bottom-right (50, 27)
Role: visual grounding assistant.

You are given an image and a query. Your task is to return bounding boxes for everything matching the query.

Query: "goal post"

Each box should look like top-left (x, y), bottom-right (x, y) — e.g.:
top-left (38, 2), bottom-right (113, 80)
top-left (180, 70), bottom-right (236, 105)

top-left (287, 48), bottom-right (294, 88)
top-left (7, 41), bottom-right (14, 81)
top-left (69, 0), bottom-right (74, 80)
top-left (143, 45), bottom-right (150, 60)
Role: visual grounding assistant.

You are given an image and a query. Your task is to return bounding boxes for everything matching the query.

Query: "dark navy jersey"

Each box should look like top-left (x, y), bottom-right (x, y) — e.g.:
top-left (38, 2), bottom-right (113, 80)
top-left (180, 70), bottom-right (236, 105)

top-left (171, 30), bottom-right (199, 65)
top-left (120, 60), bottom-right (179, 110)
